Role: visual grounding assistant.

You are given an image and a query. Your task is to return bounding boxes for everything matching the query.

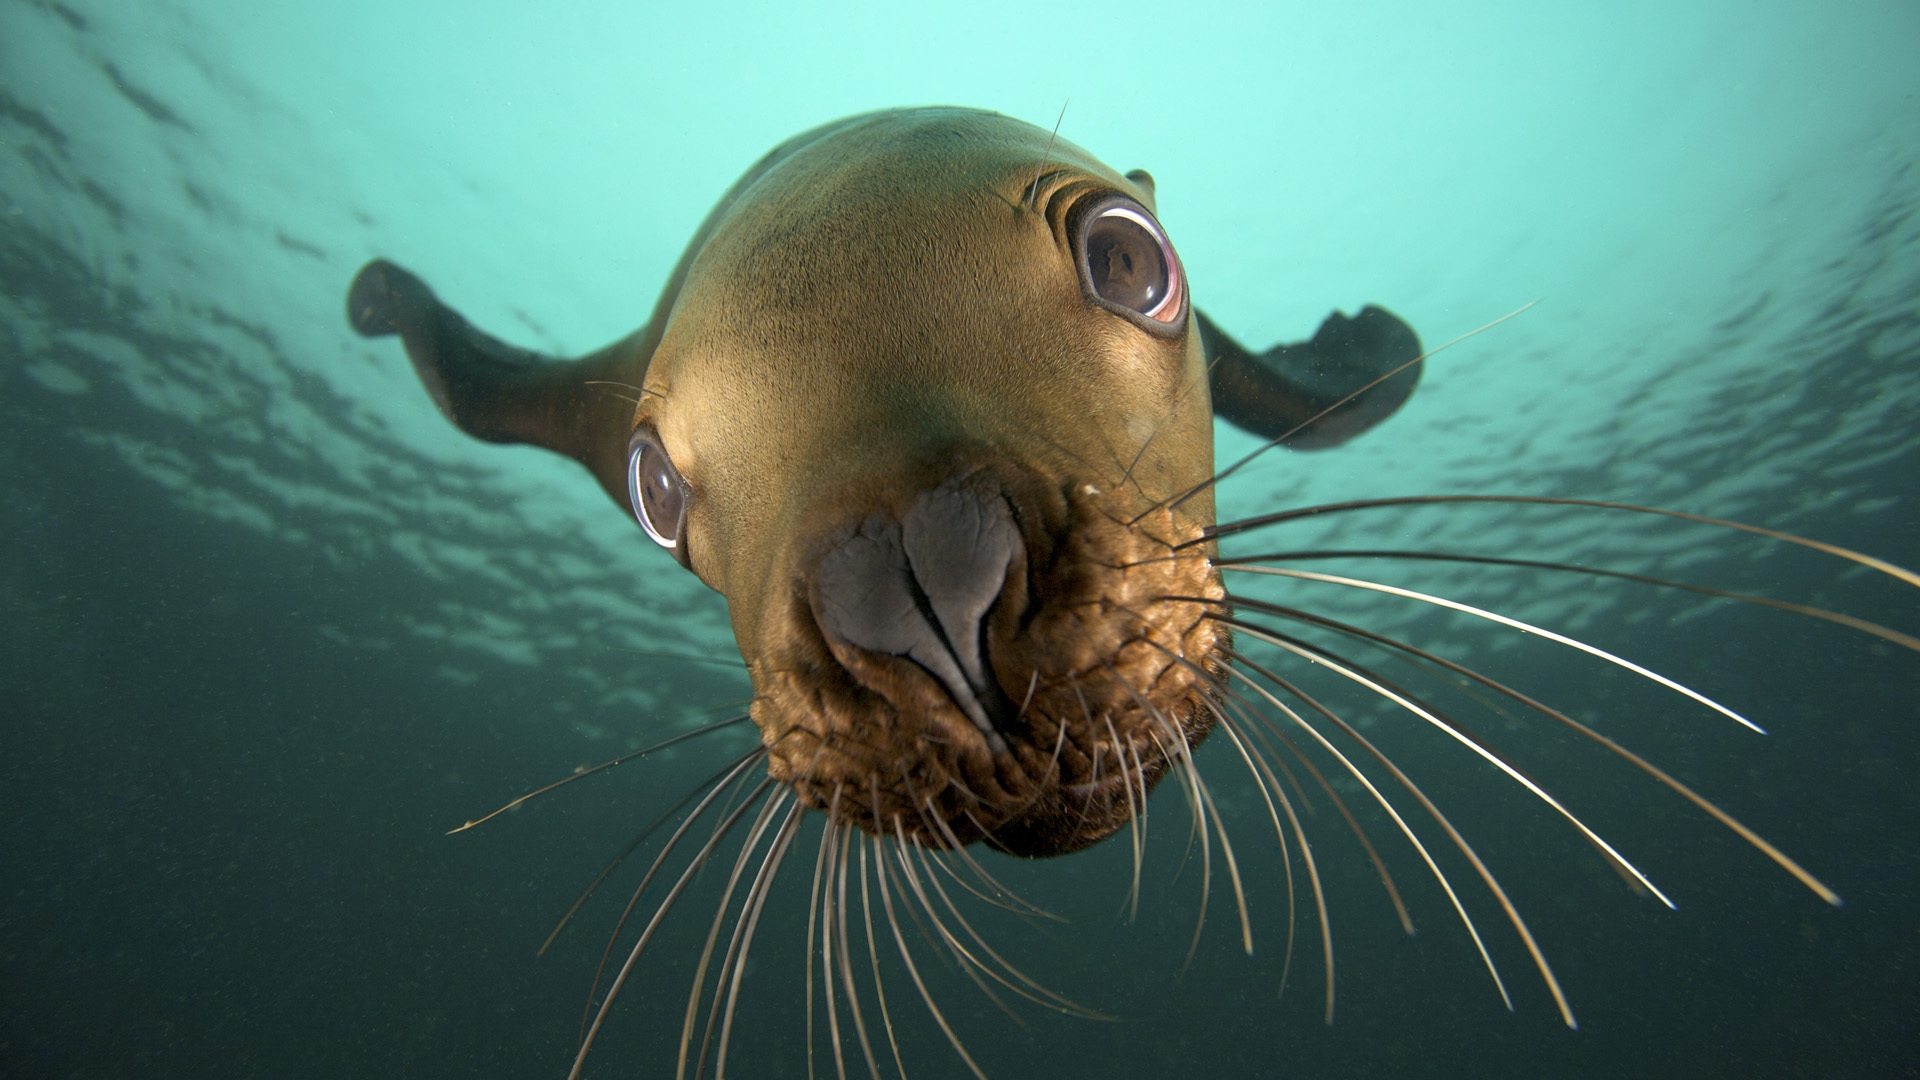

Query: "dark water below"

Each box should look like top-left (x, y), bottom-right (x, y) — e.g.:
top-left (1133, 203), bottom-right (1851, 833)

top-left (4, 2), bottom-right (1918, 1077)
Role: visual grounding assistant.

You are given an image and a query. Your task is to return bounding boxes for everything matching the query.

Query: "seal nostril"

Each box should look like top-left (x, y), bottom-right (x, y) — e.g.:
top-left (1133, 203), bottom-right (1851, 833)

top-left (814, 484), bottom-right (1026, 748)
top-left (900, 485), bottom-right (1019, 699)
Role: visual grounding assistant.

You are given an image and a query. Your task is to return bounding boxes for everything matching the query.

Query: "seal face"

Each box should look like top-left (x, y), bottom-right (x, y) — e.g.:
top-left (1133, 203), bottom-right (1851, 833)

top-left (625, 111), bottom-right (1227, 856)
top-left (344, 106), bottom-right (1421, 859)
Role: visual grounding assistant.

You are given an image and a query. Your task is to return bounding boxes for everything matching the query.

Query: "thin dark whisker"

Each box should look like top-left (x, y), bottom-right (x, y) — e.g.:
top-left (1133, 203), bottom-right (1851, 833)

top-left (1137, 705), bottom-right (1214, 975)
top-left (820, 794), bottom-right (850, 1080)
top-left (1103, 664), bottom-right (1250, 959)
top-left (890, 825), bottom-right (1025, 1026)
top-left (1103, 715), bottom-right (1144, 923)
top-left (805, 811), bottom-right (830, 1080)
top-left (449, 713), bottom-right (753, 834)
top-left (1136, 642), bottom-right (1329, 1015)
top-left (1138, 303), bottom-right (1537, 524)
top-left (1208, 706), bottom-right (1316, 1012)
top-left (919, 786), bottom-right (1060, 922)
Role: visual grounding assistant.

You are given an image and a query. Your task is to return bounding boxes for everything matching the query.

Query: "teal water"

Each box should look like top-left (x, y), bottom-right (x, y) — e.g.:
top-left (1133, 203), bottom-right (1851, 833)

top-left (3, 1), bottom-right (1917, 1076)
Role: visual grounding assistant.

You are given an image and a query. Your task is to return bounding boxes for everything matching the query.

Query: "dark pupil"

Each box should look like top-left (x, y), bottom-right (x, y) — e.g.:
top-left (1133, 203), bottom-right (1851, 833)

top-left (638, 445), bottom-right (684, 540)
top-left (1086, 213), bottom-right (1168, 313)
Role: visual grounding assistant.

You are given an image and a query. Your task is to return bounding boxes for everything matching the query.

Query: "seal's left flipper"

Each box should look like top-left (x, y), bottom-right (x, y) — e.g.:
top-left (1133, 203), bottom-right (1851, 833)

top-left (1199, 305), bottom-right (1422, 449)
top-left (346, 258), bottom-right (643, 509)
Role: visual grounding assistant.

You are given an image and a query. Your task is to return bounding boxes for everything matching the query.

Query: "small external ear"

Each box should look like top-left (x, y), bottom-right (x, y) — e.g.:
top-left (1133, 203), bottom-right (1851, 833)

top-left (1200, 305), bottom-right (1422, 449)
top-left (345, 258), bottom-right (645, 510)
top-left (1124, 169), bottom-right (1157, 211)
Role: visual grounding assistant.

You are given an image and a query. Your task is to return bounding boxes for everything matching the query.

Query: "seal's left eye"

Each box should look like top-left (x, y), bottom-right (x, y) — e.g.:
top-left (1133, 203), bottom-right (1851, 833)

top-left (627, 427), bottom-right (690, 559)
top-left (1081, 203), bottom-right (1184, 325)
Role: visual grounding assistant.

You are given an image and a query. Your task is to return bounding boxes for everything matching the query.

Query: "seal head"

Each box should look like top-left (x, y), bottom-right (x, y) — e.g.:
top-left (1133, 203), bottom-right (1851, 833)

top-left (345, 108), bottom-right (1422, 857)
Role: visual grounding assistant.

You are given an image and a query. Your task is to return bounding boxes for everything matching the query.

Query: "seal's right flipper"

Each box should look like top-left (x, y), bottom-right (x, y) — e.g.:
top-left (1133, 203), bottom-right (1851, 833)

top-left (1199, 305), bottom-right (1422, 450)
top-left (346, 259), bottom-right (641, 508)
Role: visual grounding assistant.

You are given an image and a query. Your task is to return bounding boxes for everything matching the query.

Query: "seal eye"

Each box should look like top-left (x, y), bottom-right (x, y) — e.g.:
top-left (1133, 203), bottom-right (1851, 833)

top-left (1081, 203), bottom-right (1184, 325)
top-left (626, 427), bottom-right (690, 558)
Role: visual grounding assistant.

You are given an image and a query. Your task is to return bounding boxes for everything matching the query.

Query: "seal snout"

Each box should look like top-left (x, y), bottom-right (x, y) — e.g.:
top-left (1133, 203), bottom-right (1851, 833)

top-left (813, 484), bottom-right (1026, 752)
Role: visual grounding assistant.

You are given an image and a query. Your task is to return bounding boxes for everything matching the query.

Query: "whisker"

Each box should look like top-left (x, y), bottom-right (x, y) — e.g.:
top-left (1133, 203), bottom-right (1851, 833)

top-left (1106, 665), bottom-right (1251, 959)
top-left (1204, 666), bottom-right (1412, 936)
top-left (804, 806), bottom-right (831, 1080)
top-left (1220, 548), bottom-right (1920, 653)
top-left (921, 781), bottom-right (1062, 923)
top-left (570, 775), bottom-right (776, 1080)
top-left (1223, 649), bottom-right (1563, 1025)
top-left (577, 750), bottom-right (765, 1047)
top-left (1228, 594), bottom-right (1842, 904)
top-left (448, 713), bottom-right (753, 834)
top-left (1200, 496), bottom-right (1920, 595)
top-left (715, 801), bottom-right (803, 1079)
top-left (1104, 714), bottom-right (1145, 924)
top-left (679, 787), bottom-right (787, 1079)
top-left (835, 815), bottom-right (885, 1080)
top-left (858, 836), bottom-right (910, 1080)
top-left (890, 825), bottom-right (1025, 1025)
top-left (1226, 618), bottom-right (1676, 910)
top-left (820, 796), bottom-right (850, 1080)
top-left (908, 841), bottom-right (1111, 1020)
top-left (1148, 718), bottom-right (1215, 975)
top-left (542, 748), bottom-right (759, 957)
top-left (1226, 565), bottom-right (1766, 734)
top-left (1140, 303), bottom-right (1537, 523)
top-left (921, 845), bottom-right (1038, 918)
top-left (1209, 705), bottom-right (1323, 1015)
top-left (876, 825), bottom-right (992, 1080)
top-left (1134, 643), bottom-right (1331, 1016)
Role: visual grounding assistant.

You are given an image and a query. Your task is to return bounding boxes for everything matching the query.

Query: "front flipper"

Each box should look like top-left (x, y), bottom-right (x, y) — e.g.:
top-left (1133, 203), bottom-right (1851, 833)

top-left (1199, 305), bottom-right (1422, 449)
top-left (346, 259), bottom-right (644, 510)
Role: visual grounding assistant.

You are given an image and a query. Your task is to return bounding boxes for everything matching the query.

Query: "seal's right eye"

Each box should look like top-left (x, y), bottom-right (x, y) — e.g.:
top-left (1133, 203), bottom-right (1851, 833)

top-left (627, 427), bottom-right (690, 560)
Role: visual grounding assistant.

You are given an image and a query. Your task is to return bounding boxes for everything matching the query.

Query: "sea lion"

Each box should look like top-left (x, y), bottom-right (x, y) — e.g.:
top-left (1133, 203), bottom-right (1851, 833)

top-left (346, 107), bottom-right (1915, 1078)
top-left (346, 107), bottom-right (1421, 860)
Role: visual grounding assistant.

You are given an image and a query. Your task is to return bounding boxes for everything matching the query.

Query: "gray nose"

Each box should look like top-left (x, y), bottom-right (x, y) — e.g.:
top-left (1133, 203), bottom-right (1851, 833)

top-left (814, 485), bottom-right (1022, 752)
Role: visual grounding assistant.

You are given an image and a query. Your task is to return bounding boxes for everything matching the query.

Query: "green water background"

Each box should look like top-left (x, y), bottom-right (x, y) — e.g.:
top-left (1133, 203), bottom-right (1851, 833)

top-left (3, 1), bottom-right (1917, 1076)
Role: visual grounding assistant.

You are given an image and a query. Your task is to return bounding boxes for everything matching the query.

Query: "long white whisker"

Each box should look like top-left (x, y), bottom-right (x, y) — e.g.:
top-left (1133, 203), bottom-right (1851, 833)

top-left (835, 815), bottom-right (885, 1080)
top-left (859, 836), bottom-right (910, 1080)
top-left (1225, 650), bottom-right (1571, 1024)
top-left (680, 787), bottom-right (786, 1080)
top-left (909, 841), bottom-right (1111, 1020)
top-left (1230, 594), bottom-right (1842, 906)
top-left (890, 825), bottom-right (1024, 1024)
top-left (876, 826), bottom-right (991, 1080)
top-left (569, 775), bottom-right (774, 1080)
top-left (1215, 704), bottom-right (1330, 1010)
top-left (1225, 565), bottom-right (1765, 734)
top-left (805, 811), bottom-right (831, 1080)
top-left (1105, 715), bottom-right (1145, 923)
top-left (1229, 619), bottom-right (1678, 912)
top-left (716, 799), bottom-right (804, 1079)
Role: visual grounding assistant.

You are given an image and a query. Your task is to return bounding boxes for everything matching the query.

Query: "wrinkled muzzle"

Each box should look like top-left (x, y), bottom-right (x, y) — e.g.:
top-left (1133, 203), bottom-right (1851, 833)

top-left (753, 473), bottom-right (1228, 858)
